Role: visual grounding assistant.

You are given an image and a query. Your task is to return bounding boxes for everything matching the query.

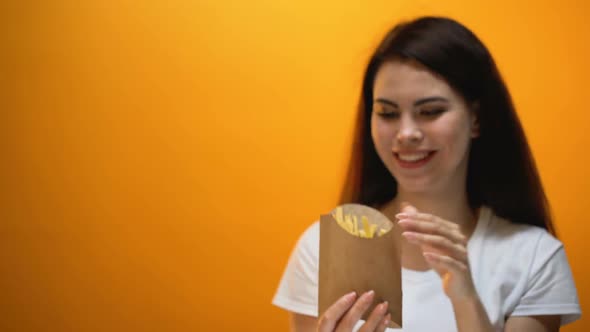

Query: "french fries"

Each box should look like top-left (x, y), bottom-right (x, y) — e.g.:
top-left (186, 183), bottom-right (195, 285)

top-left (331, 207), bottom-right (388, 238)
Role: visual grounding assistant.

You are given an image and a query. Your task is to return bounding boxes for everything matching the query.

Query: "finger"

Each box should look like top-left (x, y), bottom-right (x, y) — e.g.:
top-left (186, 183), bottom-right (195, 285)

top-left (376, 314), bottom-right (391, 332)
top-left (397, 218), bottom-right (467, 245)
top-left (423, 252), bottom-right (468, 273)
top-left (402, 232), bottom-right (468, 262)
top-left (358, 301), bottom-right (388, 332)
top-left (415, 212), bottom-right (461, 231)
top-left (335, 290), bottom-right (375, 331)
top-left (317, 291), bottom-right (357, 332)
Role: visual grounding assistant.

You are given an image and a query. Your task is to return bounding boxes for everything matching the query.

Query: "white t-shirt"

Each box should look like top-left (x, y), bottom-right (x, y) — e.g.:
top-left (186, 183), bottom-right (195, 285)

top-left (272, 206), bottom-right (581, 331)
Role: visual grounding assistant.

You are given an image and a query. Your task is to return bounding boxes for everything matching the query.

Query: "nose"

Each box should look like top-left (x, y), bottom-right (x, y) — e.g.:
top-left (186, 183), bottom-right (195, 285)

top-left (396, 116), bottom-right (423, 145)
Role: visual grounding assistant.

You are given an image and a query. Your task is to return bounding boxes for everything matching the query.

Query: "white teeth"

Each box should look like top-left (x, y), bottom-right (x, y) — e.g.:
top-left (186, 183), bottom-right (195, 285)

top-left (398, 152), bottom-right (429, 162)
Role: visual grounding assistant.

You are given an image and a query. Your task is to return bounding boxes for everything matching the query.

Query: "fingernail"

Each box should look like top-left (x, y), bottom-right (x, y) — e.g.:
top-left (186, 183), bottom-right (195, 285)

top-left (344, 291), bottom-right (357, 301)
top-left (395, 213), bottom-right (409, 219)
top-left (381, 301), bottom-right (389, 311)
top-left (365, 290), bottom-right (375, 298)
top-left (383, 313), bottom-right (391, 326)
top-left (397, 219), bottom-right (410, 224)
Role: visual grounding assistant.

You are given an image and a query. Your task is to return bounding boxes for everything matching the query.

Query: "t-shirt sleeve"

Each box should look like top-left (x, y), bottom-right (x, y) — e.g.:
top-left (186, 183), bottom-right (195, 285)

top-left (511, 232), bottom-right (581, 325)
top-left (272, 222), bottom-right (320, 317)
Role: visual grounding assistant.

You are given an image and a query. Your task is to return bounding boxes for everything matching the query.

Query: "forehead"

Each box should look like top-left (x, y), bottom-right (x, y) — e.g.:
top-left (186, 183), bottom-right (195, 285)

top-left (373, 60), bottom-right (457, 101)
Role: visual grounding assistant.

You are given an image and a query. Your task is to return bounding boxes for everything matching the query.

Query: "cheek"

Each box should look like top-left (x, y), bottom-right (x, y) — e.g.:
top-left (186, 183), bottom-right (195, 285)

top-left (371, 118), bottom-right (393, 150)
top-left (439, 123), bottom-right (472, 160)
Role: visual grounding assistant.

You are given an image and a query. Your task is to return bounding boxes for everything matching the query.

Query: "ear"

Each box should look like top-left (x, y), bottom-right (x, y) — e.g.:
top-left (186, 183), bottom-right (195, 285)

top-left (470, 101), bottom-right (480, 138)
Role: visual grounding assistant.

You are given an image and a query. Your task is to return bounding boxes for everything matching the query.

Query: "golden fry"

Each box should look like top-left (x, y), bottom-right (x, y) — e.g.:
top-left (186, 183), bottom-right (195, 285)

top-left (332, 210), bottom-right (389, 238)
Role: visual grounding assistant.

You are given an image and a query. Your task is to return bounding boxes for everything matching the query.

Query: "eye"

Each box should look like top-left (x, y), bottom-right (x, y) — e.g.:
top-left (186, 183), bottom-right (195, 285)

top-left (375, 111), bottom-right (400, 119)
top-left (373, 105), bottom-right (400, 119)
top-left (419, 108), bottom-right (445, 117)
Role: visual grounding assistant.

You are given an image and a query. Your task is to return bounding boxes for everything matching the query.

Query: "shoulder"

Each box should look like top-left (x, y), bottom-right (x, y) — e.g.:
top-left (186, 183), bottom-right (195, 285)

top-left (301, 220), bottom-right (320, 244)
top-left (470, 207), bottom-right (565, 299)
top-left (479, 207), bottom-right (562, 257)
top-left (295, 221), bottom-right (320, 259)
top-left (281, 221), bottom-right (320, 276)
top-left (472, 207), bottom-right (580, 326)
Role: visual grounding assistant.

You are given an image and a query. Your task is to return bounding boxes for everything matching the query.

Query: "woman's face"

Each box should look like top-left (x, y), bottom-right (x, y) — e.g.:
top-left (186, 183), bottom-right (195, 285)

top-left (371, 60), bottom-right (478, 195)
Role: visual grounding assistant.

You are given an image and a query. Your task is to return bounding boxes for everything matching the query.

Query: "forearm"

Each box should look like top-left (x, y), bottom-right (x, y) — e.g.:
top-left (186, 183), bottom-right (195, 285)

top-left (451, 295), bottom-right (495, 332)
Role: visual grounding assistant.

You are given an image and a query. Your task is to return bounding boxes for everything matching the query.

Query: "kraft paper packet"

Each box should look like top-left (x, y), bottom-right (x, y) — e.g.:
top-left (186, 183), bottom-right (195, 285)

top-left (319, 204), bottom-right (402, 328)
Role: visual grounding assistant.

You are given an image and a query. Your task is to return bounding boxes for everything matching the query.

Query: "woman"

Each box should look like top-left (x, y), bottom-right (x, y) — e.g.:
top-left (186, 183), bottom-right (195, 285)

top-left (272, 16), bottom-right (580, 331)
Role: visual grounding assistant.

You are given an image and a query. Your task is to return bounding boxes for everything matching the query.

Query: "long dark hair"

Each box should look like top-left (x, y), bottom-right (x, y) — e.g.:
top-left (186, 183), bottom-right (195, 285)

top-left (339, 16), bottom-right (555, 234)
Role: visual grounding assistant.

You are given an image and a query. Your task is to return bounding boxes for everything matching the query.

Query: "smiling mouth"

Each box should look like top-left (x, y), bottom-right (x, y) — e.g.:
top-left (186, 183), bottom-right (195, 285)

top-left (393, 151), bottom-right (436, 168)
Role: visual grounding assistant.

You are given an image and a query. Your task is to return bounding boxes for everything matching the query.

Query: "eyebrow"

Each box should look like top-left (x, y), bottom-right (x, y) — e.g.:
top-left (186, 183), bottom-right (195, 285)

top-left (374, 96), bottom-right (450, 107)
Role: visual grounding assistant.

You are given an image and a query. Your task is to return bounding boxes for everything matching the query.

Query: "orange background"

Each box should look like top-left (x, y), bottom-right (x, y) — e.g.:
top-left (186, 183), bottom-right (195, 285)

top-left (2, 0), bottom-right (588, 331)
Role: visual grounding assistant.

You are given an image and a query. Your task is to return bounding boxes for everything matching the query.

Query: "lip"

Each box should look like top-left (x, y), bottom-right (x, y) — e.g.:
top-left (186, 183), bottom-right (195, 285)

top-left (393, 151), bottom-right (436, 169)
